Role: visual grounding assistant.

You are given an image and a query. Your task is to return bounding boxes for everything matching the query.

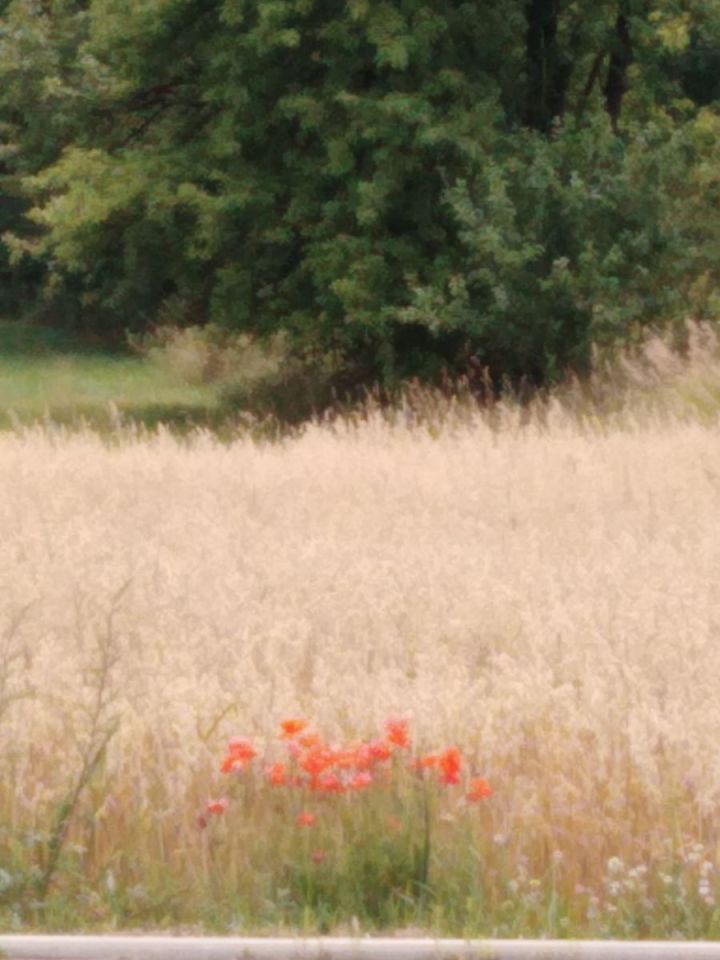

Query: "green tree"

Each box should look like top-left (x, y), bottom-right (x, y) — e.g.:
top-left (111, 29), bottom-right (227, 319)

top-left (0, 0), bottom-right (93, 318)
top-left (3, 0), bottom-right (720, 390)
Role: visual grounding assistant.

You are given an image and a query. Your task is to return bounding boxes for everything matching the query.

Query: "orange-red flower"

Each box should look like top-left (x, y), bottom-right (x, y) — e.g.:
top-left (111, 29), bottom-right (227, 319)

top-left (349, 744), bottom-right (373, 770)
top-left (349, 771), bottom-right (373, 790)
top-left (220, 736), bottom-right (257, 774)
top-left (296, 810), bottom-right (316, 827)
top-left (311, 849), bottom-right (327, 864)
top-left (367, 739), bottom-right (392, 763)
top-left (385, 717), bottom-right (411, 749)
top-left (298, 732), bottom-right (323, 749)
top-left (334, 746), bottom-right (362, 769)
top-left (265, 761), bottom-right (287, 787)
top-left (315, 772), bottom-right (345, 794)
top-left (206, 797), bottom-right (229, 815)
top-left (227, 737), bottom-right (257, 761)
top-left (438, 746), bottom-right (462, 785)
top-left (412, 753), bottom-right (438, 770)
top-left (466, 777), bottom-right (492, 802)
top-left (299, 745), bottom-right (335, 778)
top-left (220, 755), bottom-right (250, 774)
top-left (279, 719), bottom-right (308, 739)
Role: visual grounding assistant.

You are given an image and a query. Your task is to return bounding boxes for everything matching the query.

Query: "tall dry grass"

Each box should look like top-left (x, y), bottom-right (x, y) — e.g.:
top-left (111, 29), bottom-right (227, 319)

top-left (3, 331), bottom-right (720, 934)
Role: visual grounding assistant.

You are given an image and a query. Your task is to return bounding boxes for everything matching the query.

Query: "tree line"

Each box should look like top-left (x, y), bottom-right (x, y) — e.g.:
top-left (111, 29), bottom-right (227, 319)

top-left (1, 0), bottom-right (720, 393)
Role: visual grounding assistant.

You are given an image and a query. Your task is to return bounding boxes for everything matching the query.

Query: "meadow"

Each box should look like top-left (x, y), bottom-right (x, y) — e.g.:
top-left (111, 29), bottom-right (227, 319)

top-left (0, 322), bottom-right (220, 432)
top-left (2, 333), bottom-right (720, 937)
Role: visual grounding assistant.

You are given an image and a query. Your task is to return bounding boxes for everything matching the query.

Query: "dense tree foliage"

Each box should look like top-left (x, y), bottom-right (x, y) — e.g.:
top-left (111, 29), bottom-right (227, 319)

top-left (2, 0), bottom-right (720, 389)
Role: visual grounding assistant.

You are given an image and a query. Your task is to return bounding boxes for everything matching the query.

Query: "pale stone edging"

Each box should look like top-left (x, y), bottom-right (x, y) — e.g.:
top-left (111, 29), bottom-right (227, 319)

top-left (2, 937), bottom-right (720, 960)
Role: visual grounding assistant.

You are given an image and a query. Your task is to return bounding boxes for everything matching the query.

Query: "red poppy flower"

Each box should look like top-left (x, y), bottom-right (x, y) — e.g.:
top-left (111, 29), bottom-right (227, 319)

top-left (300, 745), bottom-right (334, 777)
top-left (220, 736), bottom-right (257, 774)
top-left (296, 810), bottom-right (316, 827)
top-left (385, 718), bottom-right (411, 749)
top-left (334, 747), bottom-right (362, 769)
top-left (265, 761), bottom-right (287, 787)
top-left (367, 740), bottom-right (392, 763)
top-left (280, 719), bottom-right (308, 739)
top-left (349, 744), bottom-right (374, 770)
top-left (227, 737), bottom-right (257, 761)
top-left (220, 755), bottom-right (250, 774)
top-left (298, 732), bottom-right (323, 749)
top-left (438, 747), bottom-right (462, 785)
top-left (411, 753), bottom-right (438, 770)
top-left (349, 771), bottom-right (373, 790)
top-left (206, 797), bottom-right (229, 815)
top-left (316, 773), bottom-right (345, 794)
top-left (466, 777), bottom-right (493, 802)
top-left (311, 849), bottom-right (327, 864)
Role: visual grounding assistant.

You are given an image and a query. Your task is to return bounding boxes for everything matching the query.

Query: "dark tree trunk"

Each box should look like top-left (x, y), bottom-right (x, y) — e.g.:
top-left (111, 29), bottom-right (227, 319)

top-left (604, 5), bottom-right (633, 133)
top-left (524, 0), bottom-right (572, 133)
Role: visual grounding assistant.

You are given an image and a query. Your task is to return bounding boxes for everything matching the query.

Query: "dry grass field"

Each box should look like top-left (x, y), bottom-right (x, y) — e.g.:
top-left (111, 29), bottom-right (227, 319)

top-left (2, 345), bottom-right (720, 936)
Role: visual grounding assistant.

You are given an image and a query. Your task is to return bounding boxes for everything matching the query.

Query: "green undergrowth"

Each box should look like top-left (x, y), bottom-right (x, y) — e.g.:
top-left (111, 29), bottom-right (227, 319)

top-left (2, 843), bottom-right (720, 939)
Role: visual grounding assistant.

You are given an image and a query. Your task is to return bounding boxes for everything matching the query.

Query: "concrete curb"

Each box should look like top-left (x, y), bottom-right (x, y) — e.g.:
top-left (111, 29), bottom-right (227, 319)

top-left (2, 938), bottom-right (720, 960)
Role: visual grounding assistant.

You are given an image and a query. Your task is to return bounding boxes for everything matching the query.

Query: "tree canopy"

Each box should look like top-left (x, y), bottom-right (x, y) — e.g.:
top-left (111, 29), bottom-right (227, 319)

top-left (2, 0), bottom-right (720, 390)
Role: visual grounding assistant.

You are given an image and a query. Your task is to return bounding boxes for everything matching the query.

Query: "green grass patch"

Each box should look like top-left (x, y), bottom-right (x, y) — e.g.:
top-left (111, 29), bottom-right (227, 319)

top-left (0, 322), bottom-right (222, 431)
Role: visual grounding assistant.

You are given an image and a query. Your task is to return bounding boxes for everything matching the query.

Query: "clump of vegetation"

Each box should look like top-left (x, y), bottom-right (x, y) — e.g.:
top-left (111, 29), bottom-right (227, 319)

top-left (200, 716), bottom-right (491, 926)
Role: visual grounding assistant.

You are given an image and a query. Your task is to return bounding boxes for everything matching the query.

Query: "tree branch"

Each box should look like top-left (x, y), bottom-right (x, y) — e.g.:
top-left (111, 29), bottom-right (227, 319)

top-left (604, 4), bottom-right (633, 134)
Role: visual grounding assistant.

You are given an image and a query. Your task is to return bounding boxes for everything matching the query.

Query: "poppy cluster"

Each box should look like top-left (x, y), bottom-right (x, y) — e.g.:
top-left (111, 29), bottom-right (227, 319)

top-left (206, 717), bottom-right (491, 821)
